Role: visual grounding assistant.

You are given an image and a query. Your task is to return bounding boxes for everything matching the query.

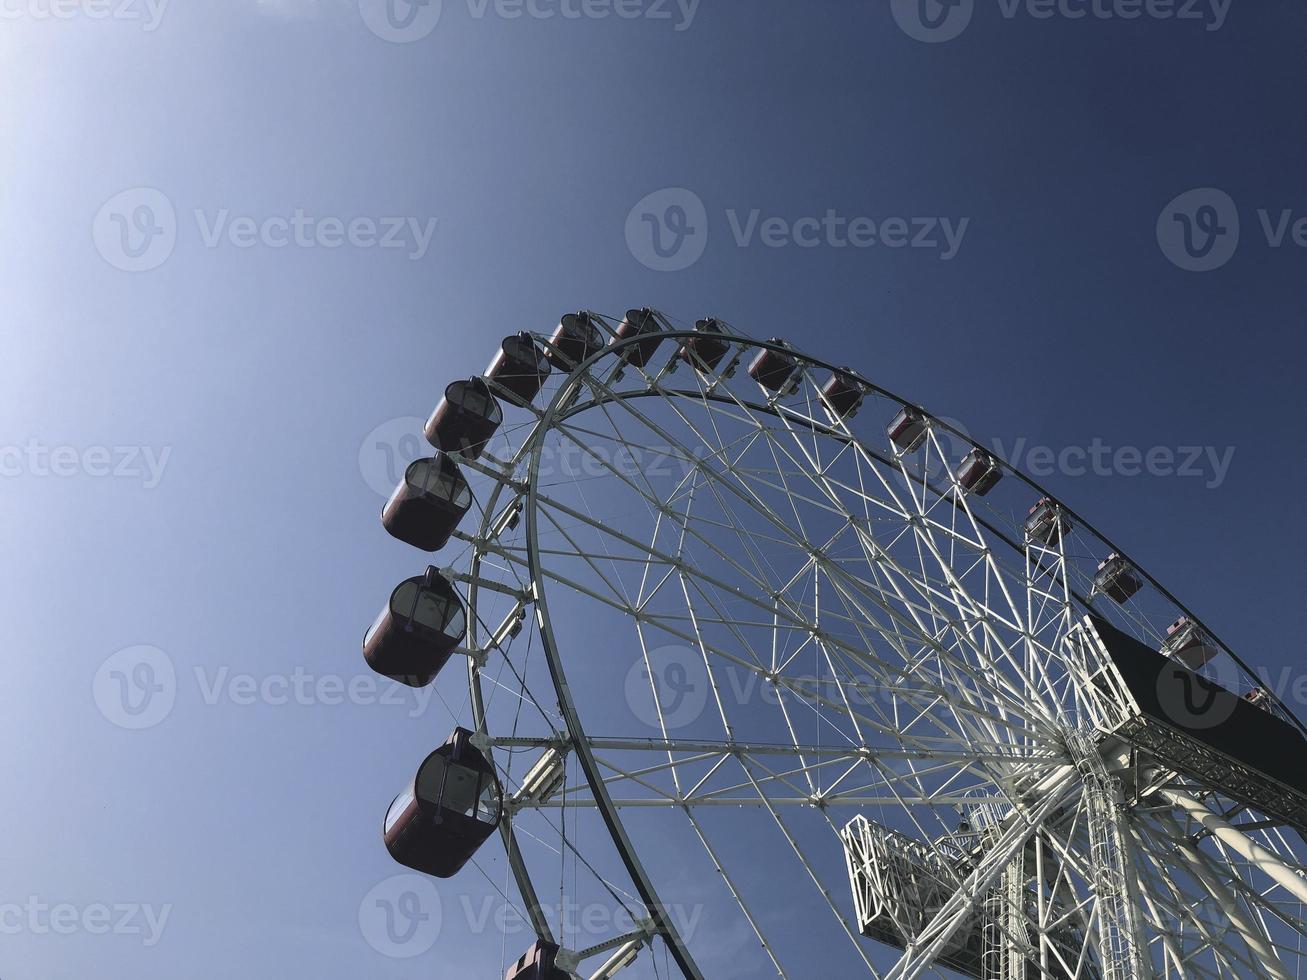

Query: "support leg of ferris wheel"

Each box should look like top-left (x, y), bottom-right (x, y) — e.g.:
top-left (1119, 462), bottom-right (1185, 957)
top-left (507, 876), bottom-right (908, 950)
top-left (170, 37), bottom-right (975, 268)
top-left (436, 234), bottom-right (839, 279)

top-left (1154, 809), bottom-right (1293, 980)
top-left (1065, 730), bottom-right (1151, 980)
top-left (1160, 787), bottom-right (1307, 906)
top-left (1082, 773), bottom-right (1150, 979)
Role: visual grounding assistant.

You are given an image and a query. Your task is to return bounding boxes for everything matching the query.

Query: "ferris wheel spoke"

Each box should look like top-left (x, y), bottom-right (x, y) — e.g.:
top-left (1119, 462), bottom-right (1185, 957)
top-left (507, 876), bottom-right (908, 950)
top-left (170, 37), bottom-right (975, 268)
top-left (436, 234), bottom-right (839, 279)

top-left (1140, 796), bottom-right (1307, 962)
top-left (731, 753), bottom-right (883, 975)
top-left (810, 565), bottom-right (1053, 748)
top-left (901, 513), bottom-right (1068, 732)
top-left (1122, 847), bottom-right (1211, 980)
top-left (990, 778), bottom-right (1141, 979)
top-left (547, 377), bottom-right (1073, 749)
top-left (486, 532), bottom-right (1049, 758)
top-left (529, 492), bottom-right (1060, 753)
top-left (835, 517), bottom-right (1065, 736)
top-left (677, 804), bottom-right (793, 978)
top-left (762, 404), bottom-right (1058, 727)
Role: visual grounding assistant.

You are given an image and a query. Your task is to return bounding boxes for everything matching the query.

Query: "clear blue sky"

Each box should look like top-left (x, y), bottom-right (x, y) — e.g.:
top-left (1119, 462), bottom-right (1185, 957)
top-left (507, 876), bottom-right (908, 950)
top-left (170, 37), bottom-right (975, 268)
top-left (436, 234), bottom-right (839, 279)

top-left (3, 1), bottom-right (1306, 977)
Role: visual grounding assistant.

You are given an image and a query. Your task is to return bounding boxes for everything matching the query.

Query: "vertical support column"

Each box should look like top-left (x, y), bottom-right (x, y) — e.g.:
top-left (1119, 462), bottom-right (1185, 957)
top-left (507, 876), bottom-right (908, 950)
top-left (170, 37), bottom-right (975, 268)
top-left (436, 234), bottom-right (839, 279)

top-left (1078, 758), bottom-right (1149, 980)
top-left (1003, 850), bottom-right (1029, 980)
top-left (980, 847), bottom-right (1029, 980)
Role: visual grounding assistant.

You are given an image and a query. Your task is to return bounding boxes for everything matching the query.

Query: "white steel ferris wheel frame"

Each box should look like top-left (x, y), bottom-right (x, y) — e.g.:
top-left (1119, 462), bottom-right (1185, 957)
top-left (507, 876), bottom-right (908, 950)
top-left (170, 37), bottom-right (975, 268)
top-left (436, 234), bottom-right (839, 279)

top-left (424, 312), bottom-right (1307, 980)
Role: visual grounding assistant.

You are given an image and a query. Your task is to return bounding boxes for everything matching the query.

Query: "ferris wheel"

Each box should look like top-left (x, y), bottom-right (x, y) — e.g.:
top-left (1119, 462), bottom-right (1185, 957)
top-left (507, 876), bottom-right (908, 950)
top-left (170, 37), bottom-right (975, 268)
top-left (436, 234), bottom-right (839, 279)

top-left (363, 310), bottom-right (1307, 980)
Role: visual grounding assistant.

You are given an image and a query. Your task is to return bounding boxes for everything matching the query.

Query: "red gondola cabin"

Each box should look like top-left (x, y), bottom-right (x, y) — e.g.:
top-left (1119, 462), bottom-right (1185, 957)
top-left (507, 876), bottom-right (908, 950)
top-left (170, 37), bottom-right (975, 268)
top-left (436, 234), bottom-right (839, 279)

top-left (957, 448), bottom-right (1002, 496)
top-left (1160, 616), bottom-right (1218, 671)
top-left (425, 377), bottom-right (503, 461)
top-left (487, 333), bottom-right (552, 405)
top-left (747, 339), bottom-right (799, 393)
top-left (614, 308), bottom-right (664, 367)
top-left (1025, 497), bottom-right (1070, 546)
top-left (382, 453), bottom-right (472, 552)
top-left (505, 941), bottom-right (571, 980)
top-left (887, 406), bottom-right (928, 452)
top-left (546, 312), bottom-right (604, 370)
top-left (384, 727), bottom-right (503, 878)
top-left (821, 369), bottom-right (865, 420)
top-left (364, 568), bottom-right (467, 688)
top-left (677, 318), bottom-right (731, 373)
top-left (1094, 554), bottom-right (1142, 604)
